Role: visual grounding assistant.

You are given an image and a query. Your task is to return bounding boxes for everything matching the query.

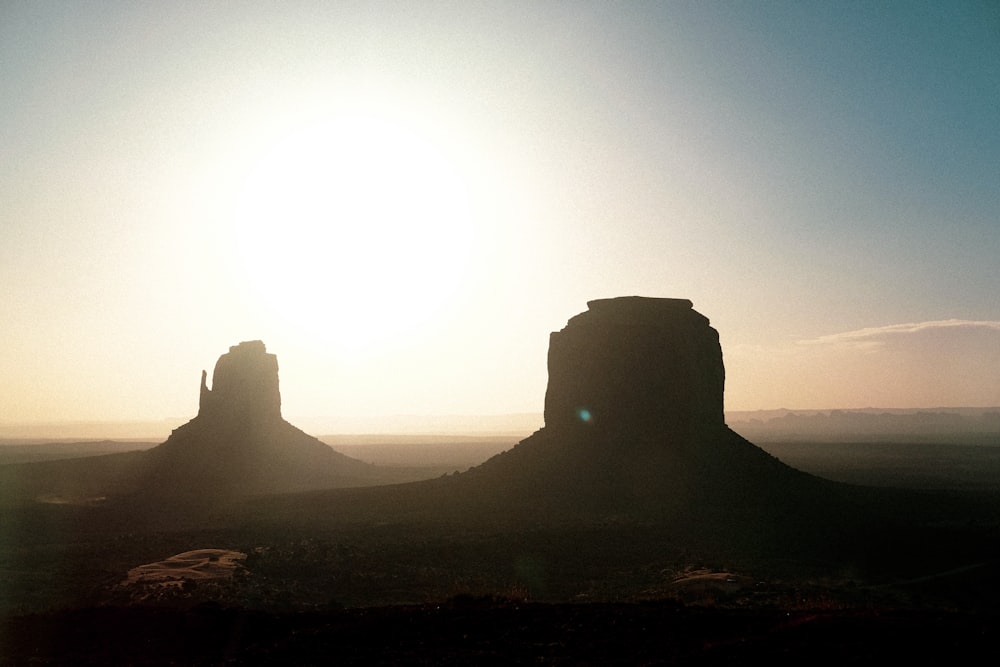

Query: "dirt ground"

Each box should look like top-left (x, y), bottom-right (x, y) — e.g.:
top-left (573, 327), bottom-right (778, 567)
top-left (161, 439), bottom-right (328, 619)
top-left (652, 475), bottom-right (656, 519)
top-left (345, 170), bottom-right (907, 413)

top-left (3, 600), bottom-right (997, 666)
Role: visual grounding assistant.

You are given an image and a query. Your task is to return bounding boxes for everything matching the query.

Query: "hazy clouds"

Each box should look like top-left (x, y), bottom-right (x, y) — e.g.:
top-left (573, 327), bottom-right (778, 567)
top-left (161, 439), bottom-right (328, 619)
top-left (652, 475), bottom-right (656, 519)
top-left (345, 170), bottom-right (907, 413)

top-left (727, 320), bottom-right (1000, 410)
top-left (2, 3), bottom-right (997, 422)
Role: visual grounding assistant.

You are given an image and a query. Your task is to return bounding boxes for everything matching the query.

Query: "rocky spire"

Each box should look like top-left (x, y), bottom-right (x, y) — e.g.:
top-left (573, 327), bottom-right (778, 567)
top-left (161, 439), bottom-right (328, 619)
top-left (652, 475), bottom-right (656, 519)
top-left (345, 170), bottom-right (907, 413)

top-left (140, 340), bottom-right (379, 500)
top-left (543, 297), bottom-right (725, 435)
top-left (197, 340), bottom-right (282, 423)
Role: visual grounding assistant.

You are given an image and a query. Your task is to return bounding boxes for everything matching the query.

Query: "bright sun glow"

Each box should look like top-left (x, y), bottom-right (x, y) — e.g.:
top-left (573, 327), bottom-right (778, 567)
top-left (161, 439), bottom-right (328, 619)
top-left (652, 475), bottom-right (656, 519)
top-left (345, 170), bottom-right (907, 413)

top-left (223, 110), bottom-right (476, 356)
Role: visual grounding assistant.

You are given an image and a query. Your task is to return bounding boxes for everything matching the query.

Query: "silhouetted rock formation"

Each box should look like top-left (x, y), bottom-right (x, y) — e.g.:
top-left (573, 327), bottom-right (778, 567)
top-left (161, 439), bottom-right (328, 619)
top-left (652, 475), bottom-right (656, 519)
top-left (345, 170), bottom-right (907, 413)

top-left (544, 297), bottom-right (724, 434)
top-left (199, 341), bottom-right (282, 423)
top-left (444, 297), bottom-right (834, 525)
top-left (253, 298), bottom-right (842, 533)
top-left (141, 341), bottom-right (378, 501)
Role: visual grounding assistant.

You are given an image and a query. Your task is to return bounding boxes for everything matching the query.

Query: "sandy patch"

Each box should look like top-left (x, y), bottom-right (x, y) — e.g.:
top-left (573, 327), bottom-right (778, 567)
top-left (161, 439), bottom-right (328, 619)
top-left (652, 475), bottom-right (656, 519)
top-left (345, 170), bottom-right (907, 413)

top-left (36, 494), bottom-right (107, 506)
top-left (123, 549), bottom-right (247, 587)
top-left (669, 569), bottom-right (752, 595)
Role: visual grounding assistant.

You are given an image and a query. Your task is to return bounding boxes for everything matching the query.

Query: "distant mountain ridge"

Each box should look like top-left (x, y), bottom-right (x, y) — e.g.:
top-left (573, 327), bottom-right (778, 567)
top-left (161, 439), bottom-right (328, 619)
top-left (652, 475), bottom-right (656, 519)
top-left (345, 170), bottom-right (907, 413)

top-left (5, 408), bottom-right (999, 441)
top-left (729, 408), bottom-right (1000, 442)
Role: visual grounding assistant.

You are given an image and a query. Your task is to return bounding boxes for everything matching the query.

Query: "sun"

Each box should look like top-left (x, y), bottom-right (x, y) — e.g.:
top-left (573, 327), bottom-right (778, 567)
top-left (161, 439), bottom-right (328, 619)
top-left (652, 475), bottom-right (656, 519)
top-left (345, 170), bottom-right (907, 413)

top-left (222, 110), bottom-right (477, 355)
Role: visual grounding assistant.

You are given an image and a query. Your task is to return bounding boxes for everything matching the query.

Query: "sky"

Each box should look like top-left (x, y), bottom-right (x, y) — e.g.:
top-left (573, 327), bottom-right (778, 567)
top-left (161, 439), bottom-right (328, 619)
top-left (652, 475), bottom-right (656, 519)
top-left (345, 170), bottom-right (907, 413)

top-left (2, 1), bottom-right (999, 430)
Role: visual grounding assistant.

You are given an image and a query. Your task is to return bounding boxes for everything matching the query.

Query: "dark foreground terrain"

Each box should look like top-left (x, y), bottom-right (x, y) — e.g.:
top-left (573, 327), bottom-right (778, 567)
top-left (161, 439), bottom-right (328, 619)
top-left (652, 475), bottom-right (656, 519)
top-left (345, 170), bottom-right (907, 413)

top-left (3, 436), bottom-right (1000, 665)
top-left (3, 506), bottom-right (1000, 665)
top-left (5, 599), bottom-right (998, 666)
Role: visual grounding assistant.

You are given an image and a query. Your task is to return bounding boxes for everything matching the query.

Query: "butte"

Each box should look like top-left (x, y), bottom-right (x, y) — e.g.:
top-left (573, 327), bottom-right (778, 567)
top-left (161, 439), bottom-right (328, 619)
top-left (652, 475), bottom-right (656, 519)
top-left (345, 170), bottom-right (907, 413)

top-left (137, 340), bottom-right (379, 501)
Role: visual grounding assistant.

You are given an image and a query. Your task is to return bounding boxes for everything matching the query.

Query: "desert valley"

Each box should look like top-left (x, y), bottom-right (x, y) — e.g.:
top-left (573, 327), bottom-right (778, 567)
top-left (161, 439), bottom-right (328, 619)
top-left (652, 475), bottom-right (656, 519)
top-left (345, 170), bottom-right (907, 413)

top-left (2, 298), bottom-right (999, 664)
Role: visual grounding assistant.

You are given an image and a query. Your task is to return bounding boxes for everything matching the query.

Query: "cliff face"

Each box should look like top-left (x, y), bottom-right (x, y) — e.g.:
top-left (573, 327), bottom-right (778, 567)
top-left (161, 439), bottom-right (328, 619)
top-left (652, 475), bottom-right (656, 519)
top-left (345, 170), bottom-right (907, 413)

top-left (143, 341), bottom-right (376, 500)
top-left (543, 297), bottom-right (724, 435)
top-left (456, 297), bottom-right (824, 522)
top-left (199, 340), bottom-right (281, 423)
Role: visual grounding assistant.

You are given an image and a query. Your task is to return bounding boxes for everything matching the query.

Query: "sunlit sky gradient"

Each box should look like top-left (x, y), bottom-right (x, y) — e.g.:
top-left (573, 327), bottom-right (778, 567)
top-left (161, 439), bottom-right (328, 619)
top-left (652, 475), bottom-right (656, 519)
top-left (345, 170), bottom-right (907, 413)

top-left (2, 2), bottom-right (998, 427)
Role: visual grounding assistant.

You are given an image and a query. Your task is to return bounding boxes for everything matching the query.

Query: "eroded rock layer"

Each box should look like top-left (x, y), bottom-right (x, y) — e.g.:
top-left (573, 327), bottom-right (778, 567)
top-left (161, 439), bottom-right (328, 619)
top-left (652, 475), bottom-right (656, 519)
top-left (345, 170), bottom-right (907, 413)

top-left (199, 340), bottom-right (281, 423)
top-left (144, 341), bottom-right (376, 500)
top-left (543, 297), bottom-right (724, 434)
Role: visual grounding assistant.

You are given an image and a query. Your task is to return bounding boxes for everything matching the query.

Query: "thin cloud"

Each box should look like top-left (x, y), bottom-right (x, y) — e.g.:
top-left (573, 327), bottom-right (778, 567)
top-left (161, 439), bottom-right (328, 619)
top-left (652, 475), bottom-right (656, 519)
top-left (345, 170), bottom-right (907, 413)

top-left (725, 319), bottom-right (1000, 410)
top-left (800, 320), bottom-right (1000, 349)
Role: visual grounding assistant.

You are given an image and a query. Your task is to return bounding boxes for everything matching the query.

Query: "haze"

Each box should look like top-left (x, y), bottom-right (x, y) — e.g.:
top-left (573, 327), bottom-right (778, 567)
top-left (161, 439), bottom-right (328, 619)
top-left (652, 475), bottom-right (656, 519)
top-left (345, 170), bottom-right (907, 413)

top-left (2, 2), bottom-right (998, 427)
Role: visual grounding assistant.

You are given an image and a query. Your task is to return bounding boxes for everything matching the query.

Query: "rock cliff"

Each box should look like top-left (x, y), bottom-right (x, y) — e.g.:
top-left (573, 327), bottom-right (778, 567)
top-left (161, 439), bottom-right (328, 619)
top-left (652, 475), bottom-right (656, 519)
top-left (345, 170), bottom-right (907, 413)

top-left (450, 297), bottom-right (828, 522)
top-left (249, 298), bottom-right (837, 532)
top-left (141, 341), bottom-right (378, 500)
top-left (543, 297), bottom-right (724, 434)
top-left (198, 341), bottom-right (282, 423)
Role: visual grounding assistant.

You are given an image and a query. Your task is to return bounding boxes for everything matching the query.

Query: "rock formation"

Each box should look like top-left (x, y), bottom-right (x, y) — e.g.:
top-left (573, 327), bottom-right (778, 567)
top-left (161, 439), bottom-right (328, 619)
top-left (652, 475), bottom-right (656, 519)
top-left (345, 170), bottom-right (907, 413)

top-left (447, 297), bottom-right (830, 523)
top-left (198, 341), bottom-right (282, 424)
top-left (140, 341), bottom-right (378, 500)
top-left (543, 297), bottom-right (724, 434)
top-left (248, 297), bottom-right (838, 533)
